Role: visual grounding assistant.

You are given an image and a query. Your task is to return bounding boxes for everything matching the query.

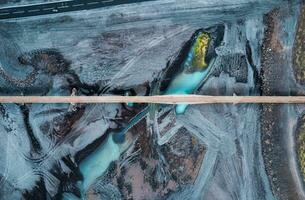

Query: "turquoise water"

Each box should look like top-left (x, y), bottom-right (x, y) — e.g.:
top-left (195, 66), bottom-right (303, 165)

top-left (77, 108), bottom-right (148, 197)
top-left (162, 30), bottom-right (216, 114)
top-left (79, 134), bottom-right (120, 197)
top-left (164, 59), bottom-right (214, 114)
top-left (125, 91), bottom-right (134, 107)
top-left (126, 102), bottom-right (134, 107)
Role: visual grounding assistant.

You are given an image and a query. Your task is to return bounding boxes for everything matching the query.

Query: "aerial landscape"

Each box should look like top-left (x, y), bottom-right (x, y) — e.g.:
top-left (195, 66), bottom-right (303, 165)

top-left (0, 0), bottom-right (305, 199)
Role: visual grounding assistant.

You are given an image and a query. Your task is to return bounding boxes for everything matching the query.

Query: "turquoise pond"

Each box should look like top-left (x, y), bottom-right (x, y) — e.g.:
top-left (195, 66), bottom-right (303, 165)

top-left (62, 134), bottom-right (121, 200)
top-left (78, 134), bottom-right (120, 198)
top-left (164, 61), bottom-right (214, 114)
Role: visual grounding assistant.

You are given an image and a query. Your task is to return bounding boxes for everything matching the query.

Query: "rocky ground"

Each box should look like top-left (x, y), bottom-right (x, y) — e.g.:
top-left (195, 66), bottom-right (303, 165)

top-left (260, 3), bottom-right (305, 200)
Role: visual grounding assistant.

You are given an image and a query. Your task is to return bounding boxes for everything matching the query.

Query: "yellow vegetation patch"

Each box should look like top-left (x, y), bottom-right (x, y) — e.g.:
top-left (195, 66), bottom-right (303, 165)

top-left (192, 32), bottom-right (210, 70)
